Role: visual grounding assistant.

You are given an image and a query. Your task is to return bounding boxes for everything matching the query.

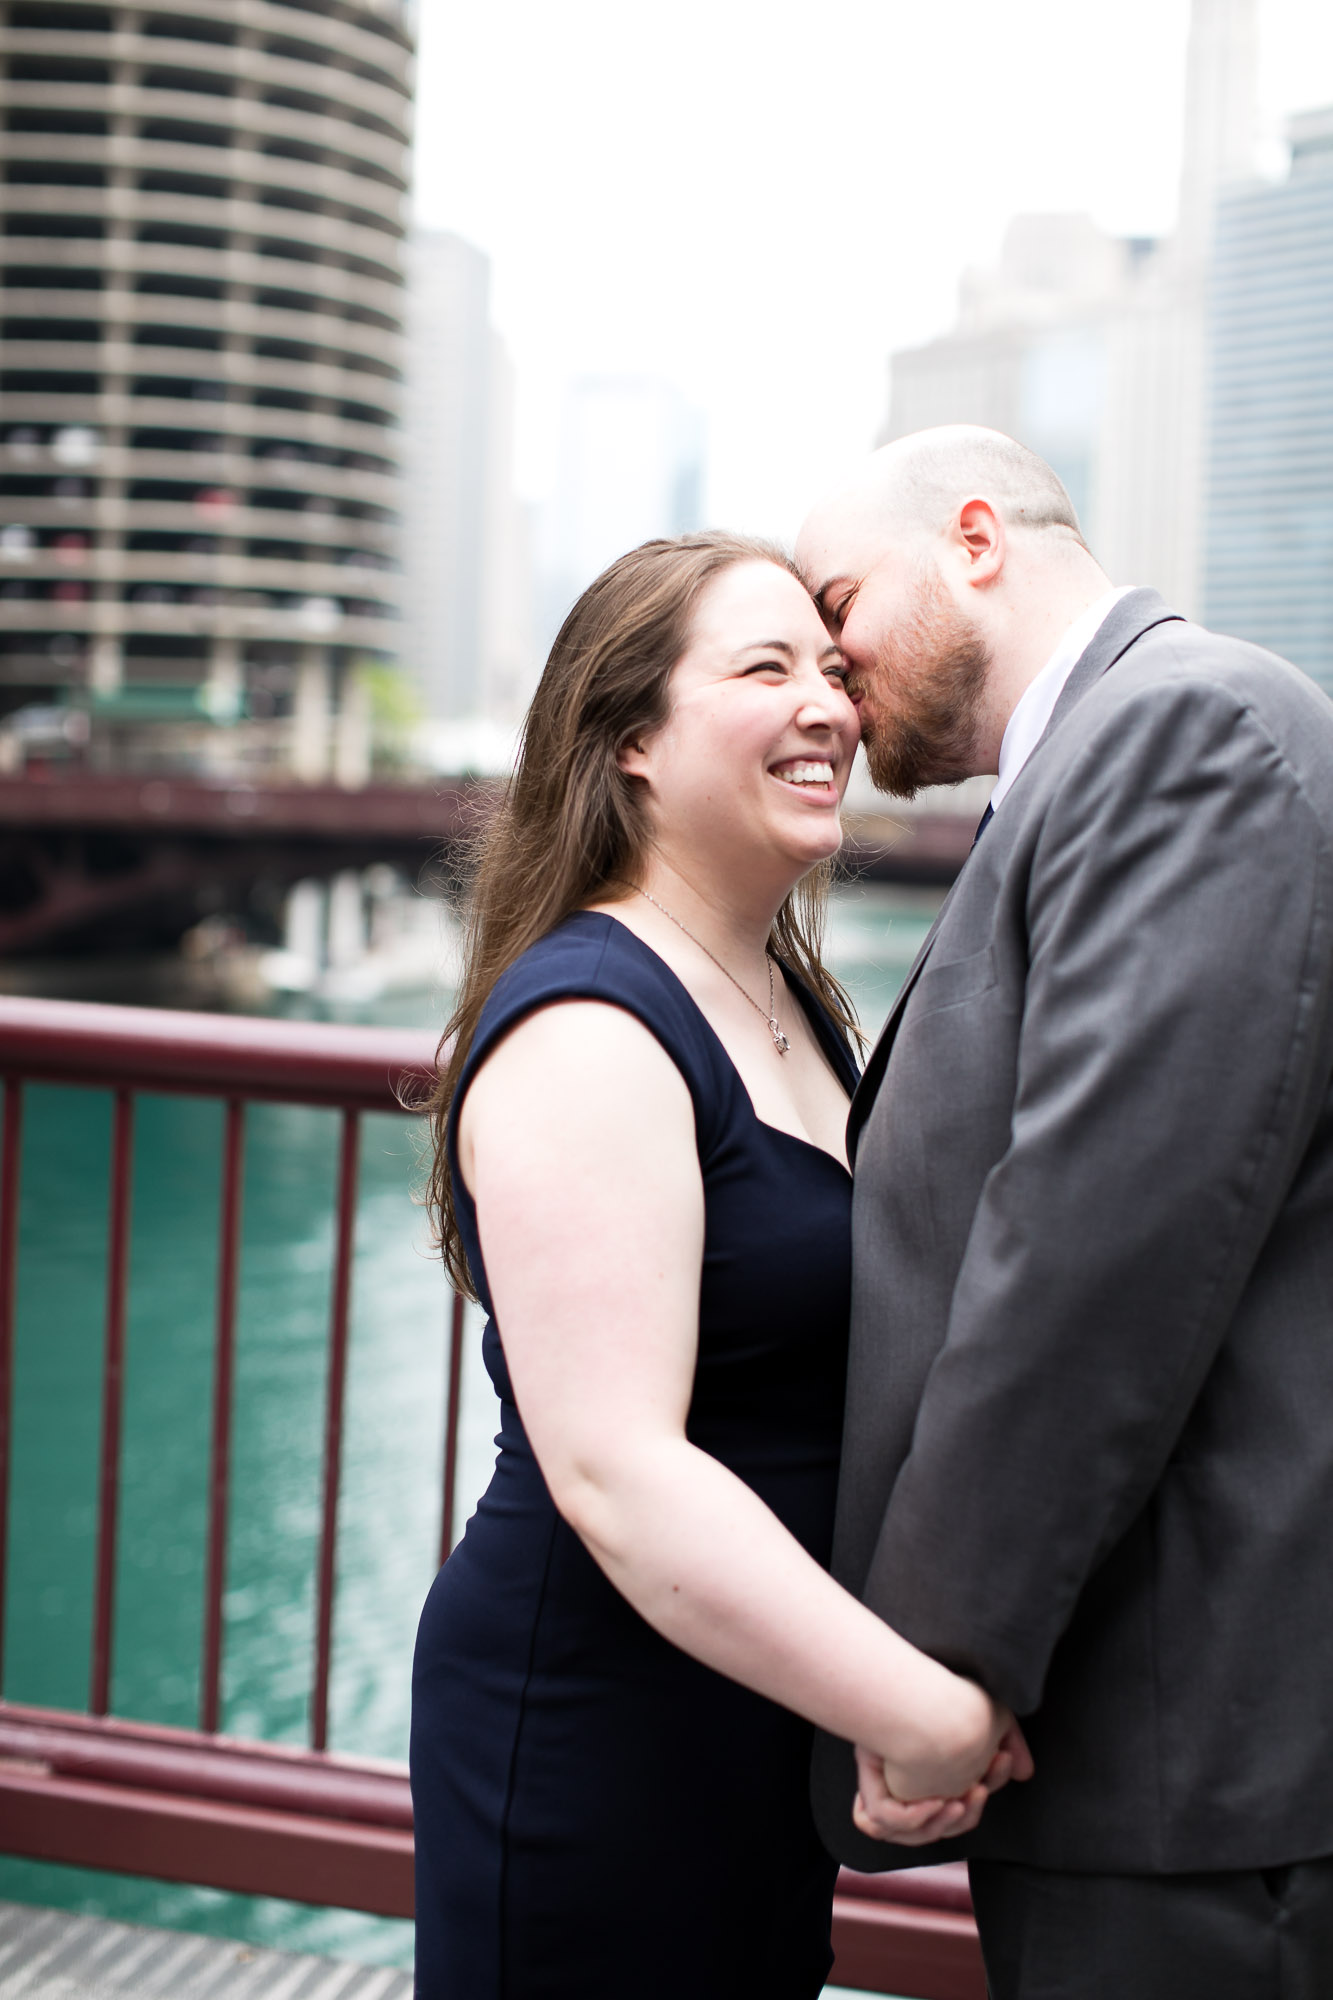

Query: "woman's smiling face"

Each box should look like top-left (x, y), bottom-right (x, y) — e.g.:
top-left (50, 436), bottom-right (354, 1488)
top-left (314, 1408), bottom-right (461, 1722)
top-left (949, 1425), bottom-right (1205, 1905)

top-left (620, 559), bottom-right (861, 887)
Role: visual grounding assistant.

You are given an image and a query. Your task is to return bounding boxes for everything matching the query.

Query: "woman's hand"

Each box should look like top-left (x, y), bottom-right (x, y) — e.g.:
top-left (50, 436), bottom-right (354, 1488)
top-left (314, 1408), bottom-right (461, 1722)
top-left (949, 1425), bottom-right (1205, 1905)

top-left (851, 1751), bottom-right (990, 1846)
top-left (852, 1714), bottom-right (1034, 1845)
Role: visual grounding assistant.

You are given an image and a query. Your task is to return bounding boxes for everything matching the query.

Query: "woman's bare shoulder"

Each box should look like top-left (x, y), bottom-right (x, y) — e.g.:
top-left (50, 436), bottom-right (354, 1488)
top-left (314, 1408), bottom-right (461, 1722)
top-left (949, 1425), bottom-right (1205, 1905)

top-left (460, 999), bottom-right (696, 1189)
top-left (474, 994), bottom-right (682, 1094)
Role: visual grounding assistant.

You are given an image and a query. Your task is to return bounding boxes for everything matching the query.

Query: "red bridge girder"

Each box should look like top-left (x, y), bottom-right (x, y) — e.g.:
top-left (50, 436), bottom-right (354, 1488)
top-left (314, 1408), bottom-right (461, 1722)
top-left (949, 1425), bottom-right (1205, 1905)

top-left (0, 774), bottom-right (973, 956)
top-left (0, 772), bottom-right (495, 955)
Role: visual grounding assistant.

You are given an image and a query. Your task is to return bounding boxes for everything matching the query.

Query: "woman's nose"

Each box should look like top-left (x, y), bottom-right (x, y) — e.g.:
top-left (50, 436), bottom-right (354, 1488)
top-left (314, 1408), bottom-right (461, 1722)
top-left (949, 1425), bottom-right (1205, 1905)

top-left (795, 679), bottom-right (850, 725)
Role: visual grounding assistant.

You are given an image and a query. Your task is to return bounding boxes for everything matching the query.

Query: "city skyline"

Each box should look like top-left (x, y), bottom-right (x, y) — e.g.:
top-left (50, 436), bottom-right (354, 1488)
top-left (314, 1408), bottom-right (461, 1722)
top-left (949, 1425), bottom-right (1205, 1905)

top-left (412, 0), bottom-right (1333, 541)
top-left (878, 0), bottom-right (1261, 621)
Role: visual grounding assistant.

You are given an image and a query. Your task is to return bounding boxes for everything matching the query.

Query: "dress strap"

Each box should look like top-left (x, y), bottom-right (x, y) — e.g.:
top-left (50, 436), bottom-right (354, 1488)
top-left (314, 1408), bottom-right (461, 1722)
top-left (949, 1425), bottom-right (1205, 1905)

top-left (447, 911), bottom-right (738, 1174)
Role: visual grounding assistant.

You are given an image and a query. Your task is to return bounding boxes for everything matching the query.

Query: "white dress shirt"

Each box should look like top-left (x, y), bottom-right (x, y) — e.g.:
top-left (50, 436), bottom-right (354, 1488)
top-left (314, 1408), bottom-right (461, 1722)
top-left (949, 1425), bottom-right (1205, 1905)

top-left (988, 586), bottom-right (1138, 816)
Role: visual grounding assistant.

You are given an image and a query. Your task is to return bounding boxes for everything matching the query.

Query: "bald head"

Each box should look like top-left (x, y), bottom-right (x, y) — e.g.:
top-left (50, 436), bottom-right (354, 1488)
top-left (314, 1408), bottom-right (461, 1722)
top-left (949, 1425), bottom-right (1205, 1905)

top-left (801, 426), bottom-right (1086, 574)
top-left (873, 426), bottom-right (1084, 540)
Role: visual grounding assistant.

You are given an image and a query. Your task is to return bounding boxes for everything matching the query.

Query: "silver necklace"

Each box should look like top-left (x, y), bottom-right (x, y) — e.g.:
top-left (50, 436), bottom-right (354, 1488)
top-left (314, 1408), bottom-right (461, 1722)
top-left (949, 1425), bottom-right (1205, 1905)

top-left (633, 886), bottom-right (790, 1056)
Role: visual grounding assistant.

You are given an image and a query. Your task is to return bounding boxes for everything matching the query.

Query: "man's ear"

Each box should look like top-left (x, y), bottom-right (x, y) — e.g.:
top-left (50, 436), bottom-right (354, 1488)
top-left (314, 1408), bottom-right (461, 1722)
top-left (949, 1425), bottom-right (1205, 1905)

top-left (953, 496), bottom-right (1005, 586)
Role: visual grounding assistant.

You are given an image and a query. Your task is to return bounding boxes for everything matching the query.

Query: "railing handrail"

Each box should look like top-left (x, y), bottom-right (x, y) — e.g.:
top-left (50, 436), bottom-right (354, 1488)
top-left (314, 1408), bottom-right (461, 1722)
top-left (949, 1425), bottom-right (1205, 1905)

top-left (0, 1701), bottom-right (413, 1825)
top-left (0, 996), bottom-right (438, 1111)
top-left (0, 997), bottom-right (462, 1756)
top-left (0, 999), bottom-right (986, 1993)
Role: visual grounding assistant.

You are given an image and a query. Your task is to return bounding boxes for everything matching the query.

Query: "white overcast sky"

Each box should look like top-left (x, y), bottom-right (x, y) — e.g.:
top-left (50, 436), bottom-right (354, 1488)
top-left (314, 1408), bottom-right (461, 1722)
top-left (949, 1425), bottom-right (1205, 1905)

top-left (410, 0), bottom-right (1333, 541)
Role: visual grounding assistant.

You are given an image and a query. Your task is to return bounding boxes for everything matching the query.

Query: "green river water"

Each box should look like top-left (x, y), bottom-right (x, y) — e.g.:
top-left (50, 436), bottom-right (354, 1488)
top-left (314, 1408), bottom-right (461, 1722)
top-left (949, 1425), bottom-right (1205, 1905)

top-left (0, 883), bottom-right (942, 1976)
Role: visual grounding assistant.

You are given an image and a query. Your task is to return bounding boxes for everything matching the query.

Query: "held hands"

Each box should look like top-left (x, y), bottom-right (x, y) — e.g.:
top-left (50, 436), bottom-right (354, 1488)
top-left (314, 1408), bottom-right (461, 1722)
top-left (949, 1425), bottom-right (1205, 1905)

top-left (852, 1710), bottom-right (1034, 1848)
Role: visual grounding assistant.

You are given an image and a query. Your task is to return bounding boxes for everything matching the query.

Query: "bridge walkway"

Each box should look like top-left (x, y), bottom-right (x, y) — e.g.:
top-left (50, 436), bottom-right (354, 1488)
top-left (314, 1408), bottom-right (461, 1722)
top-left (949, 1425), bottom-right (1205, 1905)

top-left (0, 1903), bottom-right (411, 2000)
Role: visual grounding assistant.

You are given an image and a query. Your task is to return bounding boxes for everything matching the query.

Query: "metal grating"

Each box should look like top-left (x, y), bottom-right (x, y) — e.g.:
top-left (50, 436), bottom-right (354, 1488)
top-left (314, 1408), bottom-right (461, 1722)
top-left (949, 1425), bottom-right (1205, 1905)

top-left (0, 1903), bottom-right (411, 2000)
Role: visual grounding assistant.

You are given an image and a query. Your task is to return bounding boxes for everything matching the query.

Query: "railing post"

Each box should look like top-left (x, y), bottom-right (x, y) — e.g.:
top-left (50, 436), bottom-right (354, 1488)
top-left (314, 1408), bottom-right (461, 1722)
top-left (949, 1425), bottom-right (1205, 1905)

top-left (90, 1088), bottom-right (135, 1717)
top-left (311, 1108), bottom-right (361, 1753)
top-left (439, 1290), bottom-right (466, 1568)
top-left (0, 1077), bottom-right (24, 1689)
top-left (200, 1098), bottom-right (246, 1735)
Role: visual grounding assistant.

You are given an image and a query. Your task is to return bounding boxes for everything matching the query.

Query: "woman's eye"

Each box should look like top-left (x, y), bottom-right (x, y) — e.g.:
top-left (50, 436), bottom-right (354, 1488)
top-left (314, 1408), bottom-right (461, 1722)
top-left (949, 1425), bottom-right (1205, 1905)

top-left (744, 661), bottom-right (787, 678)
top-left (824, 663), bottom-right (850, 685)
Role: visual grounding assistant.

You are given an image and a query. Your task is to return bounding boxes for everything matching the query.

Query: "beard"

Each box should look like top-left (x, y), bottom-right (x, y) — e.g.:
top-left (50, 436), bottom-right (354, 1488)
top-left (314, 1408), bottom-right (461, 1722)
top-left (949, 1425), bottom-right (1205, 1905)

top-left (857, 567), bottom-right (990, 800)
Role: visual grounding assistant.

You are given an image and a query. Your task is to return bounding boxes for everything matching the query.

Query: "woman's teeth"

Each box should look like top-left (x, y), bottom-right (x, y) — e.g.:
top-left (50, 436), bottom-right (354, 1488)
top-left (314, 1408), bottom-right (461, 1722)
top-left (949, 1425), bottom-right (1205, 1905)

top-left (774, 761), bottom-right (834, 787)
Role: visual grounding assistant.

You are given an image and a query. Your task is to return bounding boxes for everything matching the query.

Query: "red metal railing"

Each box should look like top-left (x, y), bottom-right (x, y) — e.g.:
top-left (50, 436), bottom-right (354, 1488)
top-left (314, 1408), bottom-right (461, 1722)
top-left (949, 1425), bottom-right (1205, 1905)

top-left (0, 996), bottom-right (983, 1998)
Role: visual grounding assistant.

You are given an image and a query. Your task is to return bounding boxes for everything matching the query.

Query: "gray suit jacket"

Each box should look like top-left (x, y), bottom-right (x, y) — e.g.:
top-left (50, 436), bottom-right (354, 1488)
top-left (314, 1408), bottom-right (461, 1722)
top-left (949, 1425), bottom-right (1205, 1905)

top-left (815, 589), bottom-right (1333, 1874)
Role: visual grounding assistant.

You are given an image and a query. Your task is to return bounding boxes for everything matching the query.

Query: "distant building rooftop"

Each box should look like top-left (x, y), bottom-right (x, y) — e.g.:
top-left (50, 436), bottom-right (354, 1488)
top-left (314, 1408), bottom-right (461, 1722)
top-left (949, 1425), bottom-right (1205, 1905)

top-left (1288, 105), bottom-right (1333, 171)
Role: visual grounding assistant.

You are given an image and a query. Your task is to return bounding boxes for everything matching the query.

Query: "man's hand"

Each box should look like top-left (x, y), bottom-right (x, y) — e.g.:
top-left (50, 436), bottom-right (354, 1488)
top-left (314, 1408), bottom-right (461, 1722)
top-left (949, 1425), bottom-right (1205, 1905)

top-left (852, 1717), bottom-right (1034, 1846)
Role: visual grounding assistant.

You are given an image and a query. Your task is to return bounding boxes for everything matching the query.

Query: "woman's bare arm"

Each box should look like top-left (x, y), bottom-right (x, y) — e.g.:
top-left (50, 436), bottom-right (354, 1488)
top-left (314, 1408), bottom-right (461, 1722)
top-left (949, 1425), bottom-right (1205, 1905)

top-left (460, 1000), bottom-right (1017, 1835)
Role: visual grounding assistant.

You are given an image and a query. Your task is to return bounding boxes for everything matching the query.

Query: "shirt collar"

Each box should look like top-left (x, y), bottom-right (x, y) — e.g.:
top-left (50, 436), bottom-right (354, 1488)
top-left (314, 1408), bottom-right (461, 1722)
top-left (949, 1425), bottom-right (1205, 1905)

top-left (989, 585), bottom-right (1137, 815)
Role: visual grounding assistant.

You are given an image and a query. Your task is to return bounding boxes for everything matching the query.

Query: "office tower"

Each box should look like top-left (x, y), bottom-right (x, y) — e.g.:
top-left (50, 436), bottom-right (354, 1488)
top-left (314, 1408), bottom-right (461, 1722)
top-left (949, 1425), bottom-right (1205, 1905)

top-left (401, 227), bottom-right (533, 725)
top-left (1203, 109), bottom-right (1333, 694)
top-left (478, 330), bottom-right (535, 721)
top-left (539, 374), bottom-right (705, 650)
top-left (1178, 0), bottom-right (1260, 261)
top-left (884, 212), bottom-right (1137, 541)
top-left (880, 0), bottom-right (1257, 617)
top-left (0, 0), bottom-right (412, 780)
top-left (401, 229), bottom-right (487, 724)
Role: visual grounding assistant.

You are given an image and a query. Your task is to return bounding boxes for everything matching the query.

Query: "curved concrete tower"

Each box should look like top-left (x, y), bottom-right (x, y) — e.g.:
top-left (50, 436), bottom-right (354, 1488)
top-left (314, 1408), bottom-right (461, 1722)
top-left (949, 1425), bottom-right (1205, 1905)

top-left (0, 0), bottom-right (412, 778)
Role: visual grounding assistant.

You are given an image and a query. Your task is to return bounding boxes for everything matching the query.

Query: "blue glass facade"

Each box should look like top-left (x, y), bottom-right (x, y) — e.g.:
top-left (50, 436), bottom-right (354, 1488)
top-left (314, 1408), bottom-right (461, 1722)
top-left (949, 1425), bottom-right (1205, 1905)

top-left (1204, 120), bottom-right (1333, 694)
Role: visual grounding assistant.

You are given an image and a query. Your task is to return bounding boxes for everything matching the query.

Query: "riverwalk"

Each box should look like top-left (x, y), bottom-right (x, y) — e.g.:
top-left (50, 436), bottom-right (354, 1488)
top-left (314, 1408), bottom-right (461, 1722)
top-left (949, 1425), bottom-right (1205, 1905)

top-left (0, 1903), bottom-right (411, 2000)
top-left (0, 1904), bottom-right (897, 2000)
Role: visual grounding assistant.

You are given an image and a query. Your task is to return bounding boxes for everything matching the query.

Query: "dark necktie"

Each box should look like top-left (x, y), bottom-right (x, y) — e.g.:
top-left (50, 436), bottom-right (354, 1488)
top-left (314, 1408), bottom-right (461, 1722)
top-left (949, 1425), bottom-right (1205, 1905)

top-left (972, 801), bottom-right (994, 848)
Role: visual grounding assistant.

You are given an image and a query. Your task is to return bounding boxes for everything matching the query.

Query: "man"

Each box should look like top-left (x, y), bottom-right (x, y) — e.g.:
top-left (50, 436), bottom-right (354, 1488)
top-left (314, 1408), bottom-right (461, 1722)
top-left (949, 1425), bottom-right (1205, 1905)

top-left (795, 426), bottom-right (1333, 1997)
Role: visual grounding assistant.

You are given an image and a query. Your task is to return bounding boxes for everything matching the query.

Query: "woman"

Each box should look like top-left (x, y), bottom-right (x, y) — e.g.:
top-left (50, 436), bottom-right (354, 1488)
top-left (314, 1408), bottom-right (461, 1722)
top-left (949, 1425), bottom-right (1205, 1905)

top-left (412, 533), bottom-right (1021, 1998)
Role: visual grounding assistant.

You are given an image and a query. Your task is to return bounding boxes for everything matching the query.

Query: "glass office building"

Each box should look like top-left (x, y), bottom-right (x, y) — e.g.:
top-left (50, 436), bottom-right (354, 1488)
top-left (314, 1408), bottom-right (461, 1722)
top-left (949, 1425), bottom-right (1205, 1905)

top-left (1204, 110), bottom-right (1333, 694)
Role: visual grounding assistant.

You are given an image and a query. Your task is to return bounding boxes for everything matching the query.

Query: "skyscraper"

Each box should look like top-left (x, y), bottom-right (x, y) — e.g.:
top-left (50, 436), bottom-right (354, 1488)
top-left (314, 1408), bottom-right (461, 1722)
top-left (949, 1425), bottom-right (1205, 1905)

top-left (400, 228), bottom-right (533, 725)
top-left (538, 375), bottom-right (705, 651)
top-left (883, 212), bottom-right (1138, 544)
top-left (1203, 108), bottom-right (1333, 694)
top-left (401, 229), bottom-right (490, 724)
top-left (880, 0), bottom-right (1257, 618)
top-left (0, 0), bottom-right (412, 780)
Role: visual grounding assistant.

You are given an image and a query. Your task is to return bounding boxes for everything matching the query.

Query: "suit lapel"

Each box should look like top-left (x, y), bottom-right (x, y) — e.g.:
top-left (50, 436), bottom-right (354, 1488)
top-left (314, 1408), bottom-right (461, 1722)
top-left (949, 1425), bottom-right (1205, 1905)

top-left (846, 589), bottom-right (1186, 1162)
top-left (1040, 587), bottom-right (1182, 742)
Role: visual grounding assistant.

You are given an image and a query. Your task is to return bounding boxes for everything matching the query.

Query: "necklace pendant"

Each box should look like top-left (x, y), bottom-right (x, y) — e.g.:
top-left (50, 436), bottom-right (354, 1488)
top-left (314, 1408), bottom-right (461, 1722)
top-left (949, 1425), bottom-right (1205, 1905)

top-left (632, 885), bottom-right (790, 1057)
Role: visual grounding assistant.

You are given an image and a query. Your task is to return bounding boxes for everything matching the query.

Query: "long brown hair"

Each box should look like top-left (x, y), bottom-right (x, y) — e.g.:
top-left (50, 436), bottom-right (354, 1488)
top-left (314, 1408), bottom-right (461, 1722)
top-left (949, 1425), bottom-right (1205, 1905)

top-left (427, 531), bottom-right (861, 1297)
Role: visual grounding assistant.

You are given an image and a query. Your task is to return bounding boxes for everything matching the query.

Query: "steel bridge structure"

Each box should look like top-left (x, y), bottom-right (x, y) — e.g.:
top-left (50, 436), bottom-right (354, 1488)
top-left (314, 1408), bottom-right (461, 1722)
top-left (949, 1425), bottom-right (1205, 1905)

top-left (0, 772), bottom-right (976, 956)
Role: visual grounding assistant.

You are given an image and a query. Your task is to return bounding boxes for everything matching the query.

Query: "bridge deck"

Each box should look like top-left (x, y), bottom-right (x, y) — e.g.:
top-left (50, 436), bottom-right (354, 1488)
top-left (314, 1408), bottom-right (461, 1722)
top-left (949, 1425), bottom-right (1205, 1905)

top-left (0, 1903), bottom-right (411, 2000)
top-left (0, 1903), bottom-right (895, 1999)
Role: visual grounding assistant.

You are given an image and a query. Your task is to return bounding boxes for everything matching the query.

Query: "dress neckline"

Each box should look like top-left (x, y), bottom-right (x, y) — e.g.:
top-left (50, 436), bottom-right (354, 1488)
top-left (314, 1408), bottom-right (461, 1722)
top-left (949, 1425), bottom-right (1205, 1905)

top-left (580, 910), bottom-right (855, 1178)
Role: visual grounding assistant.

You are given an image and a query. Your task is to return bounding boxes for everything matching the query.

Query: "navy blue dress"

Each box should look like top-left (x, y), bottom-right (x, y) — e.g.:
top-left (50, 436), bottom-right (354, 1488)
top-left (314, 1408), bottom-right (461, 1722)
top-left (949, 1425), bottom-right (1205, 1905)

top-left (411, 911), bottom-right (857, 1997)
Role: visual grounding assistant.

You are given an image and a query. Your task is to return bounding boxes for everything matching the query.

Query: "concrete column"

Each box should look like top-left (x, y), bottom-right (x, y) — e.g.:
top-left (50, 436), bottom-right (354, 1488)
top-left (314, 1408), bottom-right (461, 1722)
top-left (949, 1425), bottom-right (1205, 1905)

top-left (326, 870), bottom-right (366, 969)
top-left (97, 44), bottom-right (135, 699)
top-left (283, 878), bottom-right (326, 970)
top-left (332, 662), bottom-right (371, 790)
top-left (291, 645), bottom-right (331, 781)
top-left (89, 634), bottom-right (123, 697)
top-left (205, 636), bottom-right (244, 722)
